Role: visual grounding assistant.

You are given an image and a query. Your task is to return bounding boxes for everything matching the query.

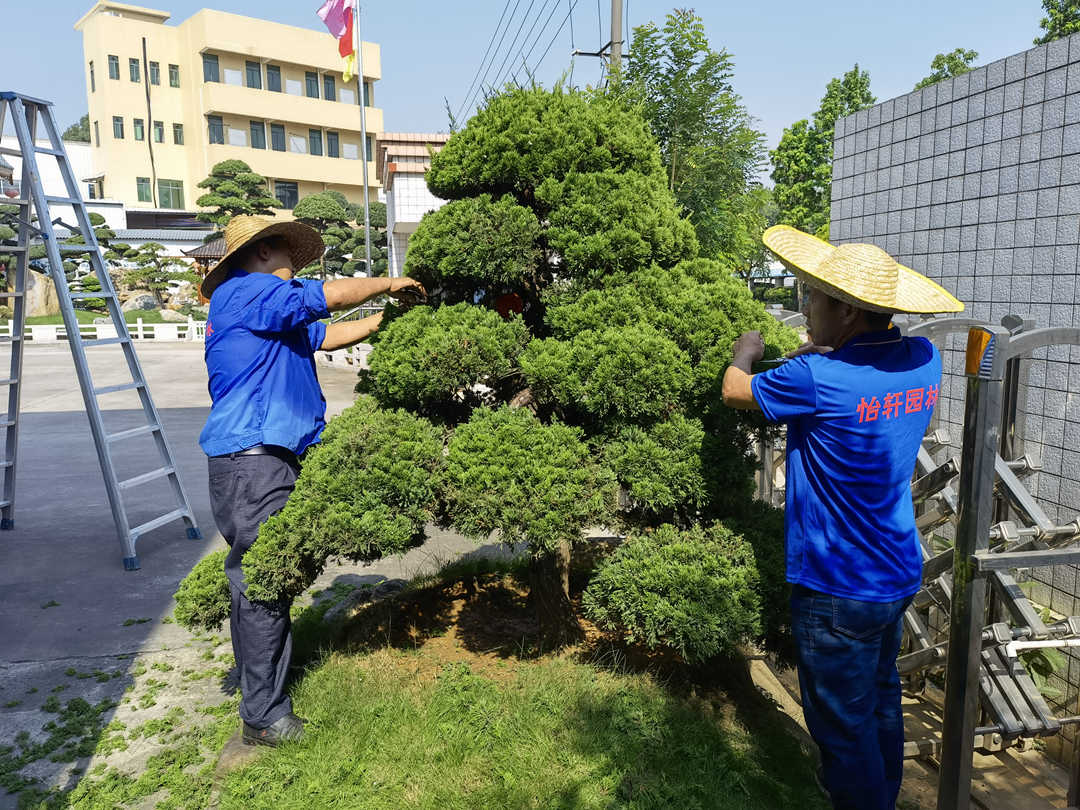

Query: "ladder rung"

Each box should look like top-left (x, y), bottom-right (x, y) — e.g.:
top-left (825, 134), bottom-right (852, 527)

top-left (81, 337), bottom-right (128, 347)
top-left (0, 420), bottom-right (15, 428)
top-left (0, 197), bottom-right (29, 206)
top-left (118, 466), bottom-right (174, 490)
top-left (69, 291), bottom-right (115, 299)
top-left (45, 195), bottom-right (80, 205)
top-left (130, 508), bottom-right (188, 539)
top-left (58, 244), bottom-right (95, 252)
top-left (0, 336), bottom-right (22, 343)
top-left (0, 378), bottom-right (18, 386)
top-left (94, 381), bottom-right (143, 396)
top-left (0, 292), bottom-right (23, 298)
top-left (0, 500), bottom-right (10, 509)
top-left (0, 246), bottom-right (27, 253)
top-left (107, 424), bottom-right (160, 443)
top-left (0, 146), bottom-right (22, 157)
top-left (0, 461), bottom-right (12, 469)
top-left (35, 147), bottom-right (65, 157)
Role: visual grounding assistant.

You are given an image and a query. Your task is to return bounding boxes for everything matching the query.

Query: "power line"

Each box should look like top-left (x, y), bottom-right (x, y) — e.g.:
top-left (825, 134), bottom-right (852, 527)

top-left (456, 0), bottom-right (514, 123)
top-left (514, 0), bottom-right (569, 83)
top-left (459, 0), bottom-right (527, 122)
top-left (488, 0), bottom-right (541, 93)
top-left (502, 0), bottom-right (559, 86)
top-left (568, 0), bottom-right (576, 87)
top-left (596, 0), bottom-right (604, 84)
top-left (527, 0), bottom-right (580, 78)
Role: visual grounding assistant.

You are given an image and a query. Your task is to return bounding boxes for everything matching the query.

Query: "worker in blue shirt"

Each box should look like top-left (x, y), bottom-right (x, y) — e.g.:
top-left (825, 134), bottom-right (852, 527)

top-left (197, 215), bottom-right (426, 747)
top-left (723, 225), bottom-right (963, 810)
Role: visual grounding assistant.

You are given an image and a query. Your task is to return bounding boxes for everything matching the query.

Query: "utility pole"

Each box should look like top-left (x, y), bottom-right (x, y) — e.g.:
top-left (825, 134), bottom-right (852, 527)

top-left (354, 3), bottom-right (373, 278)
top-left (609, 0), bottom-right (622, 75)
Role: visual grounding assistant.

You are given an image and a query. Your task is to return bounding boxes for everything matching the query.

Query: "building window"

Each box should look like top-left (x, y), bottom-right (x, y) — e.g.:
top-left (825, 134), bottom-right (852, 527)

top-left (169, 63), bottom-right (180, 87)
top-left (153, 120), bottom-right (164, 143)
top-left (250, 121), bottom-right (266, 150)
top-left (129, 57), bottom-right (141, 82)
top-left (270, 123), bottom-right (285, 152)
top-left (136, 176), bottom-right (152, 203)
top-left (203, 53), bottom-right (219, 83)
top-left (289, 134), bottom-right (307, 154)
top-left (112, 116), bottom-right (124, 139)
top-left (305, 71), bottom-right (319, 98)
top-left (157, 179), bottom-right (184, 209)
top-left (245, 60), bottom-right (262, 90)
top-left (173, 123), bottom-right (184, 145)
top-left (267, 64), bottom-right (281, 92)
top-left (133, 118), bottom-right (144, 141)
top-left (323, 74), bottom-right (335, 101)
top-left (149, 61), bottom-right (160, 85)
top-left (207, 115), bottom-right (224, 145)
top-left (107, 54), bottom-right (119, 80)
top-left (89, 61), bottom-right (95, 92)
top-left (88, 182), bottom-right (98, 200)
top-left (365, 134), bottom-right (373, 161)
top-left (274, 181), bottom-right (298, 209)
top-left (363, 80), bottom-right (372, 107)
top-left (93, 120), bottom-right (100, 147)
top-left (327, 130), bottom-right (339, 158)
top-left (342, 142), bottom-right (358, 159)
top-left (309, 129), bottom-right (323, 156)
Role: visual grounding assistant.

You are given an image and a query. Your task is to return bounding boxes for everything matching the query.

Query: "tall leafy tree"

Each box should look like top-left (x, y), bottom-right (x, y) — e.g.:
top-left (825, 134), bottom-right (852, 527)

top-left (1035, 0), bottom-right (1080, 43)
top-left (62, 114), bottom-right (90, 143)
top-left (195, 160), bottom-right (280, 240)
top-left (616, 10), bottom-right (767, 273)
top-left (771, 65), bottom-right (875, 235)
top-left (914, 48), bottom-right (978, 89)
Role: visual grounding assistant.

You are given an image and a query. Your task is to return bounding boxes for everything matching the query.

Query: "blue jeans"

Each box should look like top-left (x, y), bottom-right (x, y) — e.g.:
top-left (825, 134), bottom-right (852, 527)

top-left (791, 586), bottom-right (911, 810)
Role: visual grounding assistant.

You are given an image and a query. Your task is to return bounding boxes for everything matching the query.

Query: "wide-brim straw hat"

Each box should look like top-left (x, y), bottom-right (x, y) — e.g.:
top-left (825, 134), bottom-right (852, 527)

top-left (762, 225), bottom-right (963, 314)
top-left (200, 215), bottom-right (325, 298)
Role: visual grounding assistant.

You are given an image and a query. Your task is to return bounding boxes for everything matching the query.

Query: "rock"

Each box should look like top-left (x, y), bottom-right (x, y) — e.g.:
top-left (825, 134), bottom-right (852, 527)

top-left (121, 292), bottom-right (157, 312)
top-left (159, 309), bottom-right (188, 322)
top-left (25, 270), bottom-right (60, 317)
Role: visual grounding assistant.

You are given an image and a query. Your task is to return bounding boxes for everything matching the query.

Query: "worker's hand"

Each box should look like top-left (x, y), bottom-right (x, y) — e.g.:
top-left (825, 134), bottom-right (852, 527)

top-left (389, 276), bottom-right (427, 307)
top-left (785, 341), bottom-right (833, 358)
top-left (732, 331), bottom-right (765, 365)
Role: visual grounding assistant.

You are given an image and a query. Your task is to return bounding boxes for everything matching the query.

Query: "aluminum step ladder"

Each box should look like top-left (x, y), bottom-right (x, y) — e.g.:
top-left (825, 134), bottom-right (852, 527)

top-left (0, 90), bottom-right (201, 569)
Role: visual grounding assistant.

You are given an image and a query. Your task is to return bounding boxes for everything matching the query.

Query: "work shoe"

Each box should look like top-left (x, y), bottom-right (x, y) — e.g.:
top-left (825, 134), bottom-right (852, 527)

top-left (242, 713), bottom-right (306, 747)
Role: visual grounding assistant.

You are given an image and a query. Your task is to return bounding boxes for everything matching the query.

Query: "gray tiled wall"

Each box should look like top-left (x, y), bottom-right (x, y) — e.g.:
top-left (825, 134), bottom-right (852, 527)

top-left (831, 31), bottom-right (1080, 761)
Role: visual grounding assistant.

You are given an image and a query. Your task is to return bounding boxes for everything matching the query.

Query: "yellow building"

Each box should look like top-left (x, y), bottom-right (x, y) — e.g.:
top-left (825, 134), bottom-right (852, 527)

top-left (75, 1), bottom-right (382, 227)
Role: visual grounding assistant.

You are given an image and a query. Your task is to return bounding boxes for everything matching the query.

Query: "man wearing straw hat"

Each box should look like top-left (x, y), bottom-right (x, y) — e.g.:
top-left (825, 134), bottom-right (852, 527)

top-left (198, 214), bottom-right (426, 747)
top-left (722, 225), bottom-right (963, 809)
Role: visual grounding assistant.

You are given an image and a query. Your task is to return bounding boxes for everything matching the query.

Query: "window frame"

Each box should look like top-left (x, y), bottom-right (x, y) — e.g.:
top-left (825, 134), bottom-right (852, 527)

top-left (266, 64), bottom-right (282, 92)
top-left (173, 123), bottom-right (184, 145)
top-left (93, 121), bottom-right (100, 147)
top-left (107, 54), bottom-right (119, 80)
top-left (129, 57), bottom-right (141, 83)
top-left (149, 61), bottom-right (160, 85)
top-left (207, 115), bottom-right (224, 145)
top-left (153, 120), bottom-right (164, 143)
top-left (112, 116), bottom-right (124, 139)
top-left (274, 180), bottom-right (298, 209)
top-left (309, 128), bottom-right (323, 157)
top-left (136, 176), bottom-right (152, 203)
top-left (327, 130), bottom-right (339, 158)
top-left (133, 118), bottom-right (145, 141)
top-left (203, 53), bottom-right (220, 83)
top-left (305, 71), bottom-right (319, 99)
top-left (89, 61), bottom-right (95, 92)
top-left (168, 63), bottom-right (180, 87)
top-left (157, 179), bottom-right (184, 210)
top-left (270, 123), bottom-right (286, 152)
top-left (245, 60), bottom-right (262, 90)
top-left (323, 74), bottom-right (336, 101)
top-left (250, 120), bottom-right (267, 150)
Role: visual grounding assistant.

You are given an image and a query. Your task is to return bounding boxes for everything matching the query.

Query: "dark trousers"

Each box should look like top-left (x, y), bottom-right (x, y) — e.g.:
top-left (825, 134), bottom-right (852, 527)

top-left (791, 586), bottom-right (912, 810)
top-left (208, 453), bottom-right (300, 729)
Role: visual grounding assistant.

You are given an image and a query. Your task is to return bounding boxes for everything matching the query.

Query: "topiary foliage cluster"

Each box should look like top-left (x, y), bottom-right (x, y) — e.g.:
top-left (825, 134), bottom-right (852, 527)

top-left (242, 396), bottom-right (443, 603)
top-left (173, 550), bottom-right (230, 632)
top-left (582, 522), bottom-right (763, 663)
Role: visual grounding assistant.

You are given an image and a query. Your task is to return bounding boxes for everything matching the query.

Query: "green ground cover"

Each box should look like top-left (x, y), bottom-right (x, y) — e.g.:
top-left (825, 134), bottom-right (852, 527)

top-left (24, 311), bottom-right (170, 326)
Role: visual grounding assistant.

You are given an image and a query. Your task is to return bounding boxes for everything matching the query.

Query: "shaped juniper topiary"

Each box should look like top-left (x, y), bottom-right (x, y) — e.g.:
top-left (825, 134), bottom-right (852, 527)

top-left (582, 522), bottom-right (763, 663)
top-left (441, 406), bottom-right (616, 637)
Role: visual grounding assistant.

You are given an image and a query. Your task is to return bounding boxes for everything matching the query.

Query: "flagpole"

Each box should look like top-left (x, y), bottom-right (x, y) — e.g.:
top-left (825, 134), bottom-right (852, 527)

top-left (354, 3), bottom-right (373, 278)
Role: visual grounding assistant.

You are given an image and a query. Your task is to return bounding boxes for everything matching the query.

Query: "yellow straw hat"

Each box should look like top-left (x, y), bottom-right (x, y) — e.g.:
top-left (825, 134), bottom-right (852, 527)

top-left (762, 225), bottom-right (964, 314)
top-left (200, 215), bottom-right (325, 298)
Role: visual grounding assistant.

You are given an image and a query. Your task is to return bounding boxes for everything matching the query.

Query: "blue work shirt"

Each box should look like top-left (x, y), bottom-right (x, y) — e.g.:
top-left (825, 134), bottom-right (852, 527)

top-left (199, 270), bottom-right (330, 457)
top-left (751, 327), bottom-right (941, 602)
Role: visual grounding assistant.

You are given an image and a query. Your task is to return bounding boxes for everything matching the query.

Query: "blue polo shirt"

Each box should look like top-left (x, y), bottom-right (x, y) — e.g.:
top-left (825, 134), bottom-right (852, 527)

top-left (750, 327), bottom-right (941, 602)
top-left (199, 270), bottom-right (330, 457)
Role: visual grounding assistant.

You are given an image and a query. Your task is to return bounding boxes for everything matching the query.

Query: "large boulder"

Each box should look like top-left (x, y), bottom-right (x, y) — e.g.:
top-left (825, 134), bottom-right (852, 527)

top-left (121, 292), bottom-right (157, 312)
top-left (26, 270), bottom-right (60, 317)
top-left (159, 309), bottom-right (188, 322)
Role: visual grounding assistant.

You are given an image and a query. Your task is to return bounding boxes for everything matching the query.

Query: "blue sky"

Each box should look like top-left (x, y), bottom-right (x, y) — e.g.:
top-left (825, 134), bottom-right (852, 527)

top-left (4, 0), bottom-right (1049, 180)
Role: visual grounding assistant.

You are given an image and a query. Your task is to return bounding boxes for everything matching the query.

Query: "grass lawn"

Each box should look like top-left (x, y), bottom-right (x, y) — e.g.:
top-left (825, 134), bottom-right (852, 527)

top-left (24, 310), bottom-right (171, 325)
top-left (14, 561), bottom-right (826, 810)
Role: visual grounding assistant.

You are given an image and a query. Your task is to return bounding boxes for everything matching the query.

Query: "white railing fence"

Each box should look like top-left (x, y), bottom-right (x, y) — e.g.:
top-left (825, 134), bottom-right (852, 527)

top-left (7, 318), bottom-right (208, 343)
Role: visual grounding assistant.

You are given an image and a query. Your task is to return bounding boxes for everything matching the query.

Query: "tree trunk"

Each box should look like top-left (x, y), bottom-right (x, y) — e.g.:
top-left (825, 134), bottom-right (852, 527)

top-left (528, 540), bottom-right (579, 647)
